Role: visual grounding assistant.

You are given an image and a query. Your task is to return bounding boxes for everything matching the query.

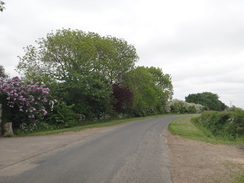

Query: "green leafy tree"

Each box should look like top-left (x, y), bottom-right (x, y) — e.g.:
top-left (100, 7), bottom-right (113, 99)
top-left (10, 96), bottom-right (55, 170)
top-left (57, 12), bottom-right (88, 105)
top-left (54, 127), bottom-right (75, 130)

top-left (17, 29), bottom-right (138, 119)
top-left (185, 92), bottom-right (227, 111)
top-left (17, 29), bottom-right (138, 83)
top-left (123, 66), bottom-right (173, 116)
top-left (147, 67), bottom-right (173, 102)
top-left (94, 36), bottom-right (138, 83)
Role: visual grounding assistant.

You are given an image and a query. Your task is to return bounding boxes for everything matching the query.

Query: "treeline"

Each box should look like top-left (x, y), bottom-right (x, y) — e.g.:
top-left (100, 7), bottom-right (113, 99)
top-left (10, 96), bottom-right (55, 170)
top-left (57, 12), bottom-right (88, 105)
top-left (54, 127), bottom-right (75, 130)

top-left (1, 29), bottom-right (230, 134)
top-left (185, 92), bottom-right (228, 111)
top-left (1, 29), bottom-right (176, 132)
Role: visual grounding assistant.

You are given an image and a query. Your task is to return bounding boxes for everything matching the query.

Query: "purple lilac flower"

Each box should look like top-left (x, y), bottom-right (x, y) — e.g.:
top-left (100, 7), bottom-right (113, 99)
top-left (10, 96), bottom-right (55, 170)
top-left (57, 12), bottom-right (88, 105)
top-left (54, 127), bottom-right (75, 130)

top-left (0, 76), bottom-right (50, 120)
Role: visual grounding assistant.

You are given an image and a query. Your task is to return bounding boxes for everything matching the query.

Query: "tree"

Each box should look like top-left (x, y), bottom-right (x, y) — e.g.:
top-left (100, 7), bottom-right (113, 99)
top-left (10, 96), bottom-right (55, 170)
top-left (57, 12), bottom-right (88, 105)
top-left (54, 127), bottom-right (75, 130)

top-left (101, 36), bottom-right (138, 83)
top-left (17, 29), bottom-right (138, 83)
top-left (185, 92), bottom-right (227, 111)
top-left (123, 66), bottom-right (173, 116)
top-left (0, 1), bottom-right (5, 12)
top-left (17, 29), bottom-right (138, 119)
top-left (147, 67), bottom-right (173, 102)
top-left (0, 65), bottom-right (8, 79)
top-left (112, 83), bottom-right (133, 113)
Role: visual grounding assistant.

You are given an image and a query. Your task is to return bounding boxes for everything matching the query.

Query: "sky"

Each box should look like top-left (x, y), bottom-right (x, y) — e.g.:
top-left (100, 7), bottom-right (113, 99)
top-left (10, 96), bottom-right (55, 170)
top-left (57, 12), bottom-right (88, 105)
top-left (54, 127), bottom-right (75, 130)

top-left (1, 0), bottom-right (244, 109)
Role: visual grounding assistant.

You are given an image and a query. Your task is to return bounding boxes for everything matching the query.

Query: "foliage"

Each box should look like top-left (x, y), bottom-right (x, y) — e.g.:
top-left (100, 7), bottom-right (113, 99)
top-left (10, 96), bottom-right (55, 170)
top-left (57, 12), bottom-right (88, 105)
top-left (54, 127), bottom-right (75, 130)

top-left (17, 29), bottom-right (138, 120)
top-left (123, 66), bottom-right (173, 116)
top-left (112, 83), bottom-right (133, 113)
top-left (0, 77), bottom-right (49, 129)
top-left (50, 72), bottom-right (113, 120)
top-left (0, 1), bottom-right (5, 12)
top-left (168, 99), bottom-right (205, 114)
top-left (194, 109), bottom-right (244, 139)
top-left (14, 28), bottom-right (177, 129)
top-left (0, 65), bottom-right (8, 78)
top-left (17, 29), bottom-right (138, 84)
top-left (45, 102), bottom-right (80, 128)
top-left (185, 92), bottom-right (227, 111)
top-left (99, 36), bottom-right (139, 83)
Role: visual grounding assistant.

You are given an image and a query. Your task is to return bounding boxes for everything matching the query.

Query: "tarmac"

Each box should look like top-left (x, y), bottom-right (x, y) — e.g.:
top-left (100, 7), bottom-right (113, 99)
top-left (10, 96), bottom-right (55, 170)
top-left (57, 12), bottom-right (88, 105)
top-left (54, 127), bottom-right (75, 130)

top-left (0, 127), bottom-right (115, 177)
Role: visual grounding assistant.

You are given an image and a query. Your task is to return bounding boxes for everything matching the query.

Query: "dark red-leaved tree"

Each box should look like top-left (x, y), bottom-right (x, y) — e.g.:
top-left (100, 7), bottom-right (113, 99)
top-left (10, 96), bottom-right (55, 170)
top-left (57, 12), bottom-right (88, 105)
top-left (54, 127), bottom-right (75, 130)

top-left (112, 83), bottom-right (133, 113)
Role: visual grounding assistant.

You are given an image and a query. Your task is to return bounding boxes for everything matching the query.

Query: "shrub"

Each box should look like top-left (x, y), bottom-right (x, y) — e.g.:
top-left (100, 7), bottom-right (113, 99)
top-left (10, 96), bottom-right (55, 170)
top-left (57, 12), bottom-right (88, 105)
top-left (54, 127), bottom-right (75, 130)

top-left (228, 109), bottom-right (244, 137)
top-left (195, 109), bottom-right (244, 139)
top-left (168, 99), bottom-right (204, 114)
top-left (45, 102), bottom-right (79, 128)
top-left (0, 77), bottom-right (49, 130)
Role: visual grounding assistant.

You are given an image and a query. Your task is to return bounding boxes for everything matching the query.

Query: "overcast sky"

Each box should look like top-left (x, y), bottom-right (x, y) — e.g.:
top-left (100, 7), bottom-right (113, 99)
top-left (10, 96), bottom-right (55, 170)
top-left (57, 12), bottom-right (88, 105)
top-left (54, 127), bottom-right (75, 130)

top-left (1, 0), bottom-right (244, 108)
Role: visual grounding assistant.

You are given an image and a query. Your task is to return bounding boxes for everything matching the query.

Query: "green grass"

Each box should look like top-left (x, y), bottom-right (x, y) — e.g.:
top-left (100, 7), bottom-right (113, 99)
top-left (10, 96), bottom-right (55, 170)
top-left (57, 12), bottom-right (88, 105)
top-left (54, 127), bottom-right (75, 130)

top-left (168, 116), bottom-right (244, 145)
top-left (224, 161), bottom-right (244, 183)
top-left (235, 174), bottom-right (244, 183)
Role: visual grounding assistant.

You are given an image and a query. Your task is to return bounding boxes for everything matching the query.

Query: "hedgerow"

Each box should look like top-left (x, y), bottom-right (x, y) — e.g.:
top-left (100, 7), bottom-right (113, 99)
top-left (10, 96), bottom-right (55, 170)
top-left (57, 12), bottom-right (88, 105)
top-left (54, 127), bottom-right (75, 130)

top-left (194, 109), bottom-right (244, 139)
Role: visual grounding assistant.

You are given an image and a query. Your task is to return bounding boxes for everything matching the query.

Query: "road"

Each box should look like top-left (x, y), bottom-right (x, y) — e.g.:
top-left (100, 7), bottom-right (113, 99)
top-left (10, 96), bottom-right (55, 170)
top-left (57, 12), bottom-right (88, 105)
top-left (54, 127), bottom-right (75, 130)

top-left (0, 115), bottom-right (185, 183)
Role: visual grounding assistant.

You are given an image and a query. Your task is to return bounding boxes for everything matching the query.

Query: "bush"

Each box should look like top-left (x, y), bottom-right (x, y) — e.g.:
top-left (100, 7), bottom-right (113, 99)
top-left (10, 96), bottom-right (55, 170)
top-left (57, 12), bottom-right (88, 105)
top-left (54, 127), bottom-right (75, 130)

top-left (0, 77), bottom-right (49, 130)
top-left (195, 109), bottom-right (244, 139)
top-left (228, 109), bottom-right (244, 137)
top-left (45, 102), bottom-right (80, 128)
top-left (168, 99), bottom-right (204, 114)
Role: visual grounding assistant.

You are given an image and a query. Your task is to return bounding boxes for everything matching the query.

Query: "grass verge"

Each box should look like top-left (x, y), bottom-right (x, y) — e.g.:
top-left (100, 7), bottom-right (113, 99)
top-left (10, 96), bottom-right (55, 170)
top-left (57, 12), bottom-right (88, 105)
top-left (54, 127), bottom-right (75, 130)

top-left (168, 116), bottom-right (244, 145)
top-left (168, 116), bottom-right (244, 183)
top-left (223, 161), bottom-right (244, 183)
top-left (18, 114), bottom-right (171, 136)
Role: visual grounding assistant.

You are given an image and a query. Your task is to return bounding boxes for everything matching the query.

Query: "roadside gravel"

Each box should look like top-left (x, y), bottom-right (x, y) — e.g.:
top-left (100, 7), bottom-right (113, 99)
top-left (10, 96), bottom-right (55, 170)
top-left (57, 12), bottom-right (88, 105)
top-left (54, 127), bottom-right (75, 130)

top-left (167, 131), bottom-right (244, 183)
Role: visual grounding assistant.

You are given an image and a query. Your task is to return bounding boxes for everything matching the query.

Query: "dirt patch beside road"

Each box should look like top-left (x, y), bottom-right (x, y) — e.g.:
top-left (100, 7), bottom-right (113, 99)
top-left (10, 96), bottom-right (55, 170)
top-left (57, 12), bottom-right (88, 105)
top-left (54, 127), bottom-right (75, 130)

top-left (167, 131), bottom-right (244, 183)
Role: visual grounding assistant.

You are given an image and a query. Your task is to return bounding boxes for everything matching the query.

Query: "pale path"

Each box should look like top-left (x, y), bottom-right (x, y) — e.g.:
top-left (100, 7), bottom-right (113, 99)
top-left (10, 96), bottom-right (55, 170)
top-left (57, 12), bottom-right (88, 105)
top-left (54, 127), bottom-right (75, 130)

top-left (0, 115), bottom-right (187, 183)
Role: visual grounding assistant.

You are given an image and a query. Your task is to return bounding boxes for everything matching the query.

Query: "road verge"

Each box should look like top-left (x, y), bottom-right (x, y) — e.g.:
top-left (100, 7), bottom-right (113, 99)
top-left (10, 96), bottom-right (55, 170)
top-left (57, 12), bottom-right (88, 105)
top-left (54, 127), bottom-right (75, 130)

top-left (167, 116), bottom-right (244, 183)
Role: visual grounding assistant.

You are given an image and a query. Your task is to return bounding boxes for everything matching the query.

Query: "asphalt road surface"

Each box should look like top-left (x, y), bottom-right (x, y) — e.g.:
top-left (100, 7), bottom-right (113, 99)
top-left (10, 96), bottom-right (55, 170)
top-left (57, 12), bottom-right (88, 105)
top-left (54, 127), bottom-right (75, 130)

top-left (0, 115), bottom-right (186, 183)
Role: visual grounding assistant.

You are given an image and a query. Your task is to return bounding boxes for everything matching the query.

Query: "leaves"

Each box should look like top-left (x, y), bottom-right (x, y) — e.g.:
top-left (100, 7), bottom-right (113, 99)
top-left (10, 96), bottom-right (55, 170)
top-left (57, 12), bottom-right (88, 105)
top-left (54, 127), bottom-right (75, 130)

top-left (17, 29), bottom-right (138, 83)
top-left (185, 92), bottom-right (227, 111)
top-left (17, 29), bottom-right (138, 119)
top-left (0, 1), bottom-right (5, 12)
top-left (16, 29), bottom-right (174, 120)
top-left (123, 66), bottom-right (173, 113)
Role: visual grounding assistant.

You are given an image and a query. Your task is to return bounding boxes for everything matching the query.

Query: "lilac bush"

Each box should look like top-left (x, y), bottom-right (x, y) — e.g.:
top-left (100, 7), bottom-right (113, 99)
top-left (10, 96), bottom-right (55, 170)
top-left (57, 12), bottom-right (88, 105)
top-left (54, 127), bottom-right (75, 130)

top-left (0, 77), bottom-right (49, 127)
